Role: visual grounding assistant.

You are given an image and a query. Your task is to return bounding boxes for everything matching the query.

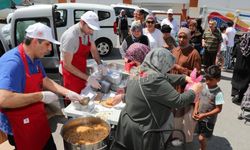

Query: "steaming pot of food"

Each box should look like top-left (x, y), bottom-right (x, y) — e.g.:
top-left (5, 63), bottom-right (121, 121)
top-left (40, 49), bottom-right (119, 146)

top-left (61, 117), bottom-right (110, 150)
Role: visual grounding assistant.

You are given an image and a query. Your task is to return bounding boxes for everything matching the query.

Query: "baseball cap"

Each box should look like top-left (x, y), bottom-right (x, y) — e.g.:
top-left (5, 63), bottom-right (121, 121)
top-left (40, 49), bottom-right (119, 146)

top-left (25, 22), bottom-right (60, 45)
top-left (80, 11), bottom-right (100, 30)
top-left (167, 9), bottom-right (174, 14)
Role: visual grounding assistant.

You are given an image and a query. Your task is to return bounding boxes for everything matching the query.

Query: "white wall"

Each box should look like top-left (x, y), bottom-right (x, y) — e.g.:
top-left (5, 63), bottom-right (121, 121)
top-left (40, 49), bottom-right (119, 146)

top-left (75, 0), bottom-right (122, 5)
top-left (133, 0), bottom-right (189, 3)
top-left (133, 0), bottom-right (188, 14)
top-left (32, 0), bottom-right (122, 5)
top-left (198, 0), bottom-right (250, 11)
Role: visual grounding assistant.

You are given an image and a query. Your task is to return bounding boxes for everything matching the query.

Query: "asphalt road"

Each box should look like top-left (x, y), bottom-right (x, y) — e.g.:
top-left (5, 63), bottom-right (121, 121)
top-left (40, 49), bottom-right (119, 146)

top-left (1, 48), bottom-right (250, 150)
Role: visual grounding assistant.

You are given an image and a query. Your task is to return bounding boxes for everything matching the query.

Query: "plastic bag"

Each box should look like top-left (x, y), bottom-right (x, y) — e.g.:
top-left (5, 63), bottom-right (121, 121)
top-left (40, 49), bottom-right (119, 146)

top-left (184, 68), bottom-right (203, 103)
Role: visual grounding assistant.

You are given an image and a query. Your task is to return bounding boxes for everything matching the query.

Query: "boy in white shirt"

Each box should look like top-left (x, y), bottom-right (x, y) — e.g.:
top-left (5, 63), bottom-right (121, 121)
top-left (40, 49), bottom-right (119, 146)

top-left (225, 21), bottom-right (236, 69)
top-left (219, 25), bottom-right (228, 69)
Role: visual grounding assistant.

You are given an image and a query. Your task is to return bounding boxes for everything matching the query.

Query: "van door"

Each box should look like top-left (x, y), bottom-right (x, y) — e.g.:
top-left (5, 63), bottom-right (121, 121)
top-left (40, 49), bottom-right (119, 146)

top-left (6, 5), bottom-right (61, 83)
top-left (12, 16), bottom-right (61, 82)
top-left (53, 8), bottom-right (68, 40)
top-left (13, 17), bottom-right (58, 69)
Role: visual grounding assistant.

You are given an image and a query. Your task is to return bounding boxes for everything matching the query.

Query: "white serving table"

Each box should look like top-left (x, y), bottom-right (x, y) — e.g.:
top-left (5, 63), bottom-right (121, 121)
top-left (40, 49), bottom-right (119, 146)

top-left (62, 86), bottom-right (125, 125)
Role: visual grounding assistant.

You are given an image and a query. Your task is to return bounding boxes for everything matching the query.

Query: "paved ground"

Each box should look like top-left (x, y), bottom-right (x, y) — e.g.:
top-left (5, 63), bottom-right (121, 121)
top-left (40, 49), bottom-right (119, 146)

top-left (1, 49), bottom-right (250, 150)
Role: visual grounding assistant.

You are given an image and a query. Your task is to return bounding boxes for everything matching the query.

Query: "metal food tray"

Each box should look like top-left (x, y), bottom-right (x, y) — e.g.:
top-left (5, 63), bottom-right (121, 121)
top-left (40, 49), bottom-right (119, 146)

top-left (62, 90), bottom-right (123, 125)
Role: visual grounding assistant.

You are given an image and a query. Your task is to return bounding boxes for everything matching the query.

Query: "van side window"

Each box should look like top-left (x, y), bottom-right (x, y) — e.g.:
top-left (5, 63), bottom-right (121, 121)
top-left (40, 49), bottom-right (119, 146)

top-left (55, 10), bottom-right (67, 27)
top-left (74, 10), bottom-right (91, 24)
top-left (113, 7), bottom-right (135, 18)
top-left (98, 11), bottom-right (110, 21)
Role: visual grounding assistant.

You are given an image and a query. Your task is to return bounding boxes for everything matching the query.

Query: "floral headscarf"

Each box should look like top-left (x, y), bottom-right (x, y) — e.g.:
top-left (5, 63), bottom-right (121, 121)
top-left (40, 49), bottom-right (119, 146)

top-left (142, 48), bottom-right (176, 75)
top-left (125, 43), bottom-right (150, 64)
top-left (240, 32), bottom-right (250, 57)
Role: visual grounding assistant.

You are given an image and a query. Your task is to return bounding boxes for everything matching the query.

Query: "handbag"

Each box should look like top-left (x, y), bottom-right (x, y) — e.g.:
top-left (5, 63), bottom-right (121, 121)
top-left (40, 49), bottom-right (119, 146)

top-left (138, 76), bottom-right (166, 150)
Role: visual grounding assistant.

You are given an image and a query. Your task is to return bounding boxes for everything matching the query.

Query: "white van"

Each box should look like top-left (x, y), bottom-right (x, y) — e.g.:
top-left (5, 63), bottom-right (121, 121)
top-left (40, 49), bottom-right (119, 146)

top-left (10, 3), bottom-right (117, 56)
top-left (1, 3), bottom-right (117, 81)
top-left (54, 3), bottom-right (117, 55)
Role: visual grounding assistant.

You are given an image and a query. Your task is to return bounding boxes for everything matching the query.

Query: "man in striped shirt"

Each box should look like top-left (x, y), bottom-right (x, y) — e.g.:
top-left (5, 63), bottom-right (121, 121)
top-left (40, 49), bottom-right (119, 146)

top-left (202, 20), bottom-right (223, 69)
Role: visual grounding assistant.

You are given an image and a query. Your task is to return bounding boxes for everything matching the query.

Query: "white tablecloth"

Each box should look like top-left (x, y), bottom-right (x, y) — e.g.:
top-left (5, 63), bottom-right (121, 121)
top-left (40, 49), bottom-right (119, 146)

top-left (62, 86), bottom-right (125, 125)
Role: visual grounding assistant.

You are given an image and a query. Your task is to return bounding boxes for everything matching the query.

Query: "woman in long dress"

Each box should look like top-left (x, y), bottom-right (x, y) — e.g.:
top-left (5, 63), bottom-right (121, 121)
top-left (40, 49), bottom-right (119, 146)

top-left (111, 48), bottom-right (203, 150)
top-left (171, 27), bottom-right (202, 143)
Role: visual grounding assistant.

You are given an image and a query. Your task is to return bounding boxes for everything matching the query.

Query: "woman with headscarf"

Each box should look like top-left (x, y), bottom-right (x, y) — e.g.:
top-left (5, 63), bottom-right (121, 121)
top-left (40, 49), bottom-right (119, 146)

top-left (143, 15), bottom-right (166, 49)
top-left (171, 27), bottom-right (202, 144)
top-left (110, 48), bottom-right (203, 150)
top-left (119, 21), bottom-right (149, 58)
top-left (110, 43), bottom-right (150, 106)
top-left (231, 32), bottom-right (250, 104)
top-left (172, 27), bottom-right (201, 76)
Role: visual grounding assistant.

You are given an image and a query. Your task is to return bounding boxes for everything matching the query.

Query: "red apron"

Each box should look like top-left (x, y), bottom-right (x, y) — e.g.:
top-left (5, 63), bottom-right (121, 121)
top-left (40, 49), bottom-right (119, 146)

top-left (61, 36), bottom-right (91, 94)
top-left (3, 44), bottom-right (51, 150)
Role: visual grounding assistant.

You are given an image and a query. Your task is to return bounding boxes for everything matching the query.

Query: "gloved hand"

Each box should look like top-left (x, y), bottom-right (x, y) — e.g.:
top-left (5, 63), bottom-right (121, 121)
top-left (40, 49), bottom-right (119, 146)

top-left (65, 90), bottom-right (82, 102)
top-left (98, 64), bottom-right (108, 76)
top-left (87, 76), bottom-right (101, 89)
top-left (41, 91), bottom-right (59, 104)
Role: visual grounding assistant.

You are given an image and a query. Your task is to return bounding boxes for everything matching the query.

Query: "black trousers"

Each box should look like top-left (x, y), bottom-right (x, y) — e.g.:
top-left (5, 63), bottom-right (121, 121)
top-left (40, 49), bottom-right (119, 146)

top-left (203, 50), bottom-right (217, 69)
top-left (8, 134), bottom-right (56, 150)
top-left (231, 86), bottom-right (249, 102)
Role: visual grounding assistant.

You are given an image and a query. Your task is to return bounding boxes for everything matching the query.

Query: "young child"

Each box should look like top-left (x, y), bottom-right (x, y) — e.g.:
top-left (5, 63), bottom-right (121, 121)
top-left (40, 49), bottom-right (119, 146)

top-left (193, 65), bottom-right (224, 150)
top-left (161, 24), bottom-right (177, 51)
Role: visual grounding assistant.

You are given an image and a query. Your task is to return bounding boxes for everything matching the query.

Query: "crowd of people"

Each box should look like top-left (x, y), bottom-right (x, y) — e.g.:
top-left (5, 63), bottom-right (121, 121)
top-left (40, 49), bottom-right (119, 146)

top-left (113, 7), bottom-right (250, 150)
top-left (0, 7), bottom-right (250, 150)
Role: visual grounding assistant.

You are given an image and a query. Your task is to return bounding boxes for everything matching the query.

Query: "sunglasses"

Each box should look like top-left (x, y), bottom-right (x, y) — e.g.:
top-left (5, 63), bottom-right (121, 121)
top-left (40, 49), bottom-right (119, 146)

top-left (178, 35), bottom-right (187, 39)
top-left (146, 21), bottom-right (155, 24)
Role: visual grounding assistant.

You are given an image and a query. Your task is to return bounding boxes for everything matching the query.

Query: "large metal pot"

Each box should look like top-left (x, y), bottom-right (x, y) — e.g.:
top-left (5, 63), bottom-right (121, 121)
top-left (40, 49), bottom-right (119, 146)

top-left (61, 117), bottom-right (111, 150)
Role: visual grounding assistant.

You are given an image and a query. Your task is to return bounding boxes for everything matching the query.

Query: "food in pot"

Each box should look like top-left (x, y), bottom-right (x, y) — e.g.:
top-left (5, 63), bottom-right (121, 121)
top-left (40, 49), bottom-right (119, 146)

top-left (101, 98), bottom-right (114, 108)
top-left (63, 122), bottom-right (109, 145)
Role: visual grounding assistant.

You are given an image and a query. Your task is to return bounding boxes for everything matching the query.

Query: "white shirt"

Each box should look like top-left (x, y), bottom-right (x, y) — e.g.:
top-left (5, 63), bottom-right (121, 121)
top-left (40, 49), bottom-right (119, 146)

top-left (221, 33), bottom-right (228, 51)
top-left (161, 18), bottom-right (179, 38)
top-left (143, 28), bottom-right (165, 49)
top-left (225, 27), bottom-right (236, 47)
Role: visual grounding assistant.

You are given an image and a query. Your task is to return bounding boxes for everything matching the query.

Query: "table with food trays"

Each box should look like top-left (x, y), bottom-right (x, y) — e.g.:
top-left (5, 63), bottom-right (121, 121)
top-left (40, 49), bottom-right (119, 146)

top-left (61, 62), bottom-right (128, 150)
top-left (62, 61), bottom-right (128, 125)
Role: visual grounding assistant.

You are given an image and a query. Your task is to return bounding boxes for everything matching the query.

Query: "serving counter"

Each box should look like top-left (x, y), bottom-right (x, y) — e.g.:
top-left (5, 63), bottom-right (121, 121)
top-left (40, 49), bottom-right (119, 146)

top-left (63, 62), bottom-right (128, 125)
top-left (62, 86), bottom-right (125, 125)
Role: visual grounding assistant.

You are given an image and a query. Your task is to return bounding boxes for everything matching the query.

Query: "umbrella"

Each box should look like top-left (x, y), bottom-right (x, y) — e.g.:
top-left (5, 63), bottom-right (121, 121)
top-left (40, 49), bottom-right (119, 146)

top-left (0, 0), bottom-right (23, 10)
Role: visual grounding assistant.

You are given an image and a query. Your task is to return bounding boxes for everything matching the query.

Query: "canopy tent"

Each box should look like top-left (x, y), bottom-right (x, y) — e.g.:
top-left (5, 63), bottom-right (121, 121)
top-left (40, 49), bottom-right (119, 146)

top-left (0, 0), bottom-right (23, 10)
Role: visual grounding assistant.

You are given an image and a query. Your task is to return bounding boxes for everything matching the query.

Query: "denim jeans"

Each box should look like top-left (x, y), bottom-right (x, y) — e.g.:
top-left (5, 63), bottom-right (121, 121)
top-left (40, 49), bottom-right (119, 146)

top-left (225, 46), bottom-right (233, 68)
